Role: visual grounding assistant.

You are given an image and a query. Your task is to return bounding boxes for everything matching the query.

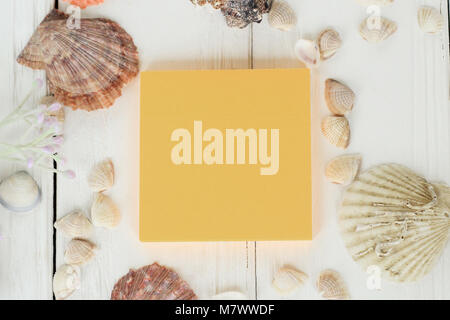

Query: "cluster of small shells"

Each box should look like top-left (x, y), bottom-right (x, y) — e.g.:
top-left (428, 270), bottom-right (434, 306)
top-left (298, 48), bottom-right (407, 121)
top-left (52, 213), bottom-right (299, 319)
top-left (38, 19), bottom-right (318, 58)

top-left (53, 158), bottom-right (119, 300)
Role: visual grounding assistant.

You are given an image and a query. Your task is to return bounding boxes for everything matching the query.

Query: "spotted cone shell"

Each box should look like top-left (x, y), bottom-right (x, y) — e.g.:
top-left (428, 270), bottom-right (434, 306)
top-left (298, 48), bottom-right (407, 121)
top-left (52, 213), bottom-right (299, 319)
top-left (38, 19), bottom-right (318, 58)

top-left (17, 10), bottom-right (139, 111)
top-left (63, 0), bottom-right (104, 9)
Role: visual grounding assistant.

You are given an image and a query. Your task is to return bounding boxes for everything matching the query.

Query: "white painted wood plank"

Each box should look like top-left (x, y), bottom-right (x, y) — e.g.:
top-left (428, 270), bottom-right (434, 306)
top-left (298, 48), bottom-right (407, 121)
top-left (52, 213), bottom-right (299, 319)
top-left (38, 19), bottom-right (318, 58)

top-left (253, 0), bottom-right (450, 299)
top-left (0, 0), bottom-right (54, 300)
top-left (57, 0), bottom-right (255, 300)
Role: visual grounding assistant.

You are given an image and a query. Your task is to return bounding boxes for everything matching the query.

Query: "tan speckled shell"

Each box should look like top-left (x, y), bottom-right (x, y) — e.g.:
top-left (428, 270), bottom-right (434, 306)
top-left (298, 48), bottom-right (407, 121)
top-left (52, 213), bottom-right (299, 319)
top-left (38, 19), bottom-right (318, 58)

top-left (418, 6), bottom-right (444, 34)
top-left (88, 159), bottom-right (115, 193)
top-left (325, 154), bottom-right (361, 185)
top-left (325, 79), bottom-right (355, 116)
top-left (268, 0), bottom-right (297, 31)
top-left (321, 116), bottom-right (350, 149)
top-left (64, 239), bottom-right (96, 265)
top-left (318, 29), bottom-right (342, 60)
top-left (359, 16), bottom-right (397, 43)
top-left (317, 269), bottom-right (350, 300)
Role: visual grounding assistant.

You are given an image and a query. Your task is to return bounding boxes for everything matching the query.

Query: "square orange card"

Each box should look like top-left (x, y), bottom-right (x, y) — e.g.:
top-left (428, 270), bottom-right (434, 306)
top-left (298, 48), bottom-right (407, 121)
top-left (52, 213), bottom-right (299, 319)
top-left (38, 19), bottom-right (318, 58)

top-left (140, 68), bottom-right (311, 241)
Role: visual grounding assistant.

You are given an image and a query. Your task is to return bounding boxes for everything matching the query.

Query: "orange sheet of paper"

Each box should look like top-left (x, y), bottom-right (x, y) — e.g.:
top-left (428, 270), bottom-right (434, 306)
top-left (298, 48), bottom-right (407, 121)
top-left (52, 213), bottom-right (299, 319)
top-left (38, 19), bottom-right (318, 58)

top-left (140, 69), bottom-right (311, 241)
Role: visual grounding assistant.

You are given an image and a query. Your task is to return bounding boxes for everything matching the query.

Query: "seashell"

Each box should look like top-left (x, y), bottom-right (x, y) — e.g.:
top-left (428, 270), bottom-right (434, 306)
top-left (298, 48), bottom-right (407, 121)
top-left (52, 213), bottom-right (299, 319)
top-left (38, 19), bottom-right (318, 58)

top-left (0, 171), bottom-right (41, 213)
top-left (63, 0), bottom-right (104, 9)
top-left (91, 193), bottom-right (121, 229)
top-left (211, 291), bottom-right (248, 300)
top-left (294, 39), bottom-right (321, 68)
top-left (355, 0), bottom-right (394, 6)
top-left (418, 7), bottom-right (444, 35)
top-left (54, 210), bottom-right (94, 238)
top-left (272, 266), bottom-right (308, 295)
top-left (220, 0), bottom-right (272, 29)
top-left (40, 96), bottom-right (65, 124)
top-left (325, 154), bottom-right (361, 185)
top-left (321, 116), bottom-right (350, 149)
top-left (53, 264), bottom-right (81, 300)
top-left (317, 269), bottom-right (350, 300)
top-left (268, 0), bottom-right (297, 32)
top-left (317, 28), bottom-right (342, 60)
top-left (339, 164), bottom-right (450, 282)
top-left (325, 79), bottom-right (355, 116)
top-left (111, 262), bottom-right (197, 300)
top-left (17, 9), bottom-right (139, 111)
top-left (88, 159), bottom-right (115, 192)
top-left (64, 239), bottom-right (96, 265)
top-left (359, 16), bottom-right (397, 43)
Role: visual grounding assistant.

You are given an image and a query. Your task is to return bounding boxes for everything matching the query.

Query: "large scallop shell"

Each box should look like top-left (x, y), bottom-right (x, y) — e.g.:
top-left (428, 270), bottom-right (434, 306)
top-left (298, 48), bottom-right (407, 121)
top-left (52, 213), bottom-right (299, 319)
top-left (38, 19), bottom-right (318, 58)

top-left (64, 239), bottom-right (96, 265)
top-left (88, 159), bottom-right (115, 193)
top-left (325, 79), bottom-right (355, 116)
top-left (339, 164), bottom-right (450, 282)
top-left (53, 264), bottom-right (81, 300)
top-left (54, 210), bottom-right (94, 238)
top-left (17, 10), bottom-right (139, 111)
top-left (91, 193), bottom-right (121, 229)
top-left (359, 16), bottom-right (397, 43)
top-left (272, 266), bottom-right (308, 295)
top-left (294, 39), bottom-right (321, 68)
top-left (111, 263), bottom-right (197, 300)
top-left (63, 0), bottom-right (104, 8)
top-left (418, 7), bottom-right (444, 35)
top-left (317, 28), bottom-right (342, 61)
top-left (321, 116), bottom-right (350, 149)
top-left (268, 0), bottom-right (297, 31)
top-left (355, 0), bottom-right (394, 6)
top-left (325, 154), bottom-right (361, 185)
top-left (0, 171), bottom-right (41, 213)
top-left (316, 269), bottom-right (350, 300)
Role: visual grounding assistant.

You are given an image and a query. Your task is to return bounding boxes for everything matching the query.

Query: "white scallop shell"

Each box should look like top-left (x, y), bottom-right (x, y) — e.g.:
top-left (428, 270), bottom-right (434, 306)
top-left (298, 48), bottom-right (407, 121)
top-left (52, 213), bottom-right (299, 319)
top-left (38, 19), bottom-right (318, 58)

top-left (316, 269), bottom-right (350, 300)
top-left (53, 264), bottom-right (81, 300)
top-left (418, 6), bottom-right (444, 35)
top-left (325, 154), bottom-right (361, 185)
top-left (355, 0), bottom-right (394, 6)
top-left (317, 28), bottom-right (342, 60)
top-left (0, 171), bottom-right (41, 213)
top-left (88, 159), bottom-right (114, 193)
top-left (54, 210), bottom-right (94, 238)
top-left (359, 16), bottom-right (397, 43)
top-left (64, 239), bottom-right (96, 265)
top-left (91, 193), bottom-right (121, 229)
top-left (268, 0), bottom-right (297, 31)
top-left (321, 116), bottom-right (350, 149)
top-left (339, 164), bottom-right (450, 282)
top-left (272, 266), bottom-right (308, 295)
top-left (325, 79), bottom-right (355, 115)
top-left (294, 39), bottom-right (321, 68)
top-left (211, 291), bottom-right (248, 300)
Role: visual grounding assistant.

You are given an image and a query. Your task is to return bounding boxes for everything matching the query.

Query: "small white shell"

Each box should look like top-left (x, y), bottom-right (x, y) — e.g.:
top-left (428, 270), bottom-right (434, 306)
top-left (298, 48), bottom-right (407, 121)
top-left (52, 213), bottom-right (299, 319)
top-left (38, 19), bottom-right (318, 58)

top-left (321, 116), bottom-right (350, 149)
top-left (0, 171), bottom-right (41, 213)
top-left (91, 193), bottom-right (121, 229)
top-left (316, 269), bottom-right (350, 300)
top-left (53, 264), bottom-right (81, 300)
top-left (359, 16), bottom-right (397, 43)
top-left (294, 39), bottom-right (321, 68)
top-left (54, 210), bottom-right (94, 238)
top-left (272, 266), bottom-right (308, 295)
top-left (88, 159), bottom-right (114, 193)
top-left (325, 79), bottom-right (355, 116)
top-left (64, 239), bottom-right (96, 265)
top-left (355, 0), bottom-right (394, 6)
top-left (325, 154), bottom-right (361, 185)
top-left (317, 28), bottom-right (342, 60)
top-left (211, 291), bottom-right (248, 300)
top-left (268, 0), bottom-right (297, 31)
top-left (418, 6), bottom-right (444, 35)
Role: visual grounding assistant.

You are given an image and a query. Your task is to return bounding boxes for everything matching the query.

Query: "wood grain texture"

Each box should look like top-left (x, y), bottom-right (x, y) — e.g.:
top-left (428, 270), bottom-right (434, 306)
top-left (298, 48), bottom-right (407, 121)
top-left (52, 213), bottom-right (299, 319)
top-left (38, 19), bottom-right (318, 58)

top-left (0, 0), bottom-right (54, 300)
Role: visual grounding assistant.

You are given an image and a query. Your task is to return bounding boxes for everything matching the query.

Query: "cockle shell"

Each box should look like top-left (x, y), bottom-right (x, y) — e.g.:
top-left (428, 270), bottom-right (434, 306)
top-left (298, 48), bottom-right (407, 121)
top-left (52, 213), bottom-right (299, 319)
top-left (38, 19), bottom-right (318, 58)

top-left (111, 262), bottom-right (197, 300)
top-left (91, 193), bottom-right (121, 229)
top-left (53, 264), bottom-right (81, 300)
top-left (316, 269), bottom-right (350, 300)
top-left (88, 159), bottom-right (115, 192)
top-left (317, 29), bottom-right (342, 60)
top-left (63, 0), bottom-right (104, 9)
top-left (17, 10), bottom-right (139, 111)
top-left (268, 0), bottom-right (297, 31)
top-left (272, 266), bottom-right (308, 295)
top-left (64, 239), bottom-right (96, 265)
top-left (418, 7), bottom-right (444, 35)
top-left (54, 210), bottom-right (94, 238)
top-left (0, 171), bottom-right (41, 213)
top-left (294, 39), bottom-right (321, 68)
top-left (220, 0), bottom-right (272, 29)
top-left (321, 116), bottom-right (350, 149)
top-left (325, 79), bottom-right (355, 116)
top-left (325, 154), bottom-right (361, 185)
top-left (339, 164), bottom-right (450, 282)
top-left (355, 0), bottom-right (394, 6)
top-left (359, 16), bottom-right (397, 43)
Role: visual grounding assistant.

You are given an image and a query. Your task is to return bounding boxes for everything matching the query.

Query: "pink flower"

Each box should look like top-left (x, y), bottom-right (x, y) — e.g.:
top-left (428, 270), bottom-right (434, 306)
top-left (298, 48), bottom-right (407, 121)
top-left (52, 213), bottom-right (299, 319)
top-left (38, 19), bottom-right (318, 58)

top-left (27, 158), bottom-right (34, 169)
top-left (63, 170), bottom-right (76, 179)
top-left (42, 146), bottom-right (54, 154)
top-left (47, 103), bottom-right (62, 112)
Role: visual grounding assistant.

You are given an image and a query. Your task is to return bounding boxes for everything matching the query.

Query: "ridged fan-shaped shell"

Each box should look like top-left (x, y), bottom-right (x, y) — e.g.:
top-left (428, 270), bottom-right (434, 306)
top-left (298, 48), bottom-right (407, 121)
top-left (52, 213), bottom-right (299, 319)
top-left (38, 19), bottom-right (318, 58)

top-left (54, 210), bottom-right (94, 238)
top-left (325, 79), bottom-right (355, 115)
top-left (63, 0), bottom-right (104, 8)
top-left (418, 6), bottom-right (444, 35)
top-left (317, 269), bottom-right (350, 300)
top-left (88, 159), bottom-right (115, 192)
top-left (318, 29), bottom-right (342, 60)
top-left (326, 154), bottom-right (361, 185)
top-left (294, 39), bottom-right (321, 68)
top-left (268, 0), bottom-right (297, 31)
top-left (355, 0), bottom-right (394, 6)
top-left (339, 164), bottom-right (450, 282)
top-left (64, 239), bottom-right (96, 265)
top-left (359, 16), bottom-right (397, 43)
top-left (321, 116), bottom-right (350, 149)
top-left (272, 266), bottom-right (308, 295)
top-left (53, 264), bottom-right (81, 300)
top-left (91, 193), bottom-right (121, 229)
top-left (111, 263), bottom-right (197, 300)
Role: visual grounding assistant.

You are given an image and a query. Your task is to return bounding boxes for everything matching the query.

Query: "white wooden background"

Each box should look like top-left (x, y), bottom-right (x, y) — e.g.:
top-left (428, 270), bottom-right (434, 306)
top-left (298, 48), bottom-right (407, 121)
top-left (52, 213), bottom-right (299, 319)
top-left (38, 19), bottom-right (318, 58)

top-left (0, 0), bottom-right (448, 300)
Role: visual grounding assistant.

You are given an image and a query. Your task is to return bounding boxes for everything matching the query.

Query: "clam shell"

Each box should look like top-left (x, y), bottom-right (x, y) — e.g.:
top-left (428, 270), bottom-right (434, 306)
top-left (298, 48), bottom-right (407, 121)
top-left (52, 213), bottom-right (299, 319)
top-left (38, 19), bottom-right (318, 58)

top-left (355, 0), bottom-right (394, 6)
top-left (91, 193), bottom-right (121, 229)
top-left (339, 164), bottom-right (450, 282)
top-left (17, 9), bottom-right (139, 111)
top-left (294, 39), bottom-right (321, 68)
top-left (321, 116), bottom-right (350, 149)
top-left (88, 159), bottom-right (115, 193)
top-left (54, 210), bottom-right (94, 238)
top-left (325, 79), bottom-right (355, 116)
top-left (316, 269), bottom-right (350, 300)
top-left (53, 264), bottom-right (81, 300)
top-left (325, 154), bottom-right (361, 185)
top-left (272, 266), bottom-right (308, 295)
top-left (0, 171), bottom-right (41, 213)
top-left (268, 0), bottom-right (297, 31)
top-left (359, 16), bottom-right (397, 43)
top-left (111, 262), bottom-right (197, 300)
top-left (418, 6), bottom-right (444, 35)
top-left (64, 239), bottom-right (96, 265)
top-left (318, 28), bottom-right (342, 60)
